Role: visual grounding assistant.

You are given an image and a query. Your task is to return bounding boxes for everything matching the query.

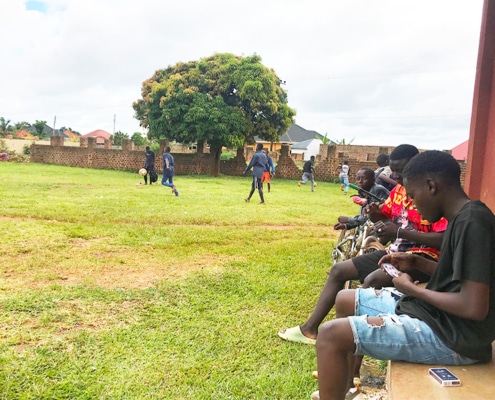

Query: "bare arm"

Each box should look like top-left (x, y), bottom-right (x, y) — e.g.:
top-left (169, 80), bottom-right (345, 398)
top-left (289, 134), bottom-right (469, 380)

top-left (397, 228), bottom-right (444, 249)
top-left (379, 252), bottom-right (438, 276)
top-left (394, 275), bottom-right (489, 321)
top-left (378, 173), bottom-right (398, 187)
top-left (375, 222), bottom-right (444, 249)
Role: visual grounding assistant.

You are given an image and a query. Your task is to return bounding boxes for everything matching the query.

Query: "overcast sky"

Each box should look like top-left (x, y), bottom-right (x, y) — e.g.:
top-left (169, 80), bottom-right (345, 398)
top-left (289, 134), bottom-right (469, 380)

top-left (1, 0), bottom-right (485, 149)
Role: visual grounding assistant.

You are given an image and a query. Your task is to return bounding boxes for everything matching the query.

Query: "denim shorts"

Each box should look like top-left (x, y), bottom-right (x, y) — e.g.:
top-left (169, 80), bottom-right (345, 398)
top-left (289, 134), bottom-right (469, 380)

top-left (348, 288), bottom-right (479, 365)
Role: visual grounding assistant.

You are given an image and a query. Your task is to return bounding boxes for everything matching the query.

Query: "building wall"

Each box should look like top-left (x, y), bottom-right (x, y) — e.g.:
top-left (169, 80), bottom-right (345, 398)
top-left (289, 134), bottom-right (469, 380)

top-left (465, 0), bottom-right (495, 212)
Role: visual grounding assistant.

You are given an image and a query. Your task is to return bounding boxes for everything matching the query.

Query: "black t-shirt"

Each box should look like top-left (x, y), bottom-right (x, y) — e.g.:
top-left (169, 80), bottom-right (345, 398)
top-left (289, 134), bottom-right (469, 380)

top-left (145, 150), bottom-right (155, 168)
top-left (396, 201), bottom-right (495, 361)
top-left (302, 161), bottom-right (313, 173)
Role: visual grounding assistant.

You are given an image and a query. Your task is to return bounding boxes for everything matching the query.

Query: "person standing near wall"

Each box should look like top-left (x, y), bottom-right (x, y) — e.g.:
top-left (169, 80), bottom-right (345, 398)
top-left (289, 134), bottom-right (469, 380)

top-left (143, 146), bottom-right (156, 185)
top-left (243, 143), bottom-right (268, 204)
top-left (162, 146), bottom-right (178, 196)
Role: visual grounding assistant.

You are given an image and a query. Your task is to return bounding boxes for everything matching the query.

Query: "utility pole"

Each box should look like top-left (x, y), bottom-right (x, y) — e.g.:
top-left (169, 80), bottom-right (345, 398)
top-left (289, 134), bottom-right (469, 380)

top-left (53, 115), bottom-right (56, 136)
top-left (113, 114), bottom-right (116, 134)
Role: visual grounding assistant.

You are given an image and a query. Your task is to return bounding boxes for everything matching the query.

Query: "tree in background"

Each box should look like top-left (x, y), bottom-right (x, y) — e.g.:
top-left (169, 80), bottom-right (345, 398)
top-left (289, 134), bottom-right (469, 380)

top-left (131, 132), bottom-right (147, 147)
top-left (111, 131), bottom-right (129, 146)
top-left (133, 53), bottom-right (295, 176)
top-left (14, 121), bottom-right (30, 131)
top-left (32, 120), bottom-right (47, 139)
top-left (0, 117), bottom-right (13, 137)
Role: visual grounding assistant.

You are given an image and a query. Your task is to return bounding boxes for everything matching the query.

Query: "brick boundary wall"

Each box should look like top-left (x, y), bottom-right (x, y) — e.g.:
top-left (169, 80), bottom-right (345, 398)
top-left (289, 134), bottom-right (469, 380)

top-left (29, 138), bottom-right (466, 186)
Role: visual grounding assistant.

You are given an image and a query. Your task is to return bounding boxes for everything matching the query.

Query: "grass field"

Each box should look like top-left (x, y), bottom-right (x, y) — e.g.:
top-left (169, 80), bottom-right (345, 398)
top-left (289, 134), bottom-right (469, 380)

top-left (0, 162), bottom-right (359, 399)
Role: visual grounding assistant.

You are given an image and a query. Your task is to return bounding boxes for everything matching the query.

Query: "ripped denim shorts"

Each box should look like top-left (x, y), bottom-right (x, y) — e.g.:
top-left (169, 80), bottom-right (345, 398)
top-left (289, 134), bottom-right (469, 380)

top-left (348, 287), bottom-right (477, 365)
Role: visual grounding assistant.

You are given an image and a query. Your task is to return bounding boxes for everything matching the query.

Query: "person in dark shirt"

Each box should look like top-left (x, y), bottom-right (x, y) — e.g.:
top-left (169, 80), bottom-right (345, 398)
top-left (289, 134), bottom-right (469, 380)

top-left (162, 146), bottom-right (178, 196)
top-left (243, 143), bottom-right (268, 204)
top-left (143, 146), bottom-right (156, 185)
top-left (333, 168), bottom-right (389, 231)
top-left (312, 150), bottom-right (495, 400)
top-left (298, 156), bottom-right (316, 191)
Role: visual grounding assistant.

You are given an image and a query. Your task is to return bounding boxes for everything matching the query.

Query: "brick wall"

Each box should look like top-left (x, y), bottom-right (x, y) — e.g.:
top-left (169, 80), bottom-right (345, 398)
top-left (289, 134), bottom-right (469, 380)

top-left (275, 145), bottom-right (301, 179)
top-left (29, 139), bottom-right (466, 186)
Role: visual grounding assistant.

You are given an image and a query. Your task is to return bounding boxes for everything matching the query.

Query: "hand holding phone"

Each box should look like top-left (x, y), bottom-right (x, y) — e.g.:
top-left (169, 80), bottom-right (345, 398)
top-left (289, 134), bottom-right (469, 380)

top-left (382, 262), bottom-right (400, 277)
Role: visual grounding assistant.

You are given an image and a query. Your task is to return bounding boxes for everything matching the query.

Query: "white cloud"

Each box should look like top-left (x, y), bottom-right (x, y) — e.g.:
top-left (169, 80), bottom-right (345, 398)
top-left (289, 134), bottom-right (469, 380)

top-left (1, 0), bottom-right (484, 148)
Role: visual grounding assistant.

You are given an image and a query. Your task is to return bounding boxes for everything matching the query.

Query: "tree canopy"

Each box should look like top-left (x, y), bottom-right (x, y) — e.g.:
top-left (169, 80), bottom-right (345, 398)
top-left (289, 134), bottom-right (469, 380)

top-left (133, 53), bottom-right (295, 163)
top-left (111, 131), bottom-right (129, 146)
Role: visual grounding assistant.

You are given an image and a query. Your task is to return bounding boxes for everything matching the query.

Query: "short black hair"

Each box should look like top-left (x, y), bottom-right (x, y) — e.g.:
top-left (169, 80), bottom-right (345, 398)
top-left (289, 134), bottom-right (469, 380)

top-left (358, 167), bottom-right (375, 178)
top-left (376, 154), bottom-right (389, 167)
top-left (256, 143), bottom-right (263, 151)
top-left (403, 150), bottom-right (461, 186)
top-left (390, 144), bottom-right (419, 161)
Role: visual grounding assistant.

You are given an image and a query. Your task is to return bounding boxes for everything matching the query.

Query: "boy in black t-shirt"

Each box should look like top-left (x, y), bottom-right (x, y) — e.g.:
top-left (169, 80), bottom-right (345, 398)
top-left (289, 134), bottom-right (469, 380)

top-left (311, 150), bottom-right (495, 400)
top-left (298, 156), bottom-right (316, 191)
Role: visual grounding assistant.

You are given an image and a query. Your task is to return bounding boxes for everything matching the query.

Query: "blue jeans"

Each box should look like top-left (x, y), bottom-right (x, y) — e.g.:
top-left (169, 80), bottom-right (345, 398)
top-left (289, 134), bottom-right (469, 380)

top-left (348, 288), bottom-right (479, 365)
top-left (340, 175), bottom-right (349, 192)
top-left (301, 172), bottom-right (314, 191)
top-left (162, 171), bottom-right (174, 187)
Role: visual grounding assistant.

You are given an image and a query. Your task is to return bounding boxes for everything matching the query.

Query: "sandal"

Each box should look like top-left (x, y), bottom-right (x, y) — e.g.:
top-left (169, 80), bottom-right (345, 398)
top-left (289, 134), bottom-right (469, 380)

top-left (277, 326), bottom-right (316, 345)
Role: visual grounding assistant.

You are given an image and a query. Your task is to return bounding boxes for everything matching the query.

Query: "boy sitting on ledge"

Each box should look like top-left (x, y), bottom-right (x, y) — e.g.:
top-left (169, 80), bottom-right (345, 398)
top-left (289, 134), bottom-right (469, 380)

top-left (312, 150), bottom-right (495, 400)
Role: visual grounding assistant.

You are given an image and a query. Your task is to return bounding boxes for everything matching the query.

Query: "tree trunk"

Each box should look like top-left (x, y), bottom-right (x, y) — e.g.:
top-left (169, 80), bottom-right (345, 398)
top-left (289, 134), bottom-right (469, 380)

top-left (210, 146), bottom-right (222, 177)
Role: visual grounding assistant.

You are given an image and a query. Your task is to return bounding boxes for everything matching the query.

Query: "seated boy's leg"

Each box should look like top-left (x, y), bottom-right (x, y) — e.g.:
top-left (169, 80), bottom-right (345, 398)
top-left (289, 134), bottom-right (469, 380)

top-left (299, 259), bottom-right (361, 338)
top-left (316, 287), bottom-right (472, 399)
top-left (316, 318), bottom-right (356, 399)
top-left (362, 268), bottom-right (393, 288)
top-left (344, 289), bottom-right (478, 365)
top-left (352, 250), bottom-right (387, 283)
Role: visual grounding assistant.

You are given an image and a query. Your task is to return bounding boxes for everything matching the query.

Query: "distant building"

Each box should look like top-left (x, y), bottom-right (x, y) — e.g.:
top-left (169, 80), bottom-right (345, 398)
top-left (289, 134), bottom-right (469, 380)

top-left (290, 138), bottom-right (323, 160)
top-left (452, 140), bottom-right (468, 161)
top-left (15, 130), bottom-right (37, 140)
top-left (249, 124), bottom-right (328, 152)
top-left (81, 129), bottom-right (112, 145)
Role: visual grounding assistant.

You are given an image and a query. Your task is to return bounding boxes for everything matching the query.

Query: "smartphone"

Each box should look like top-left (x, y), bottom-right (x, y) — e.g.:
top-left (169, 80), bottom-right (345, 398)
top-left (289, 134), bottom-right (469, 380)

top-left (382, 262), bottom-right (400, 278)
top-left (428, 368), bottom-right (461, 386)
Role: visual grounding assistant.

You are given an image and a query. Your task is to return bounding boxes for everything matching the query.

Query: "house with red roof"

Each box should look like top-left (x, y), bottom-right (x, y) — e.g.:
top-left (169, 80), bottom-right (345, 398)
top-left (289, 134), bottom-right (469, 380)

top-left (81, 129), bottom-right (112, 145)
top-left (15, 130), bottom-right (37, 140)
top-left (451, 139), bottom-right (468, 161)
top-left (63, 130), bottom-right (79, 140)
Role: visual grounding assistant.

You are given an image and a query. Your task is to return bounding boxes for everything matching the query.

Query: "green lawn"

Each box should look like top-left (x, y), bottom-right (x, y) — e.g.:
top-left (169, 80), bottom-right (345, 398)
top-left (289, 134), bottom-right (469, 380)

top-left (0, 162), bottom-right (359, 399)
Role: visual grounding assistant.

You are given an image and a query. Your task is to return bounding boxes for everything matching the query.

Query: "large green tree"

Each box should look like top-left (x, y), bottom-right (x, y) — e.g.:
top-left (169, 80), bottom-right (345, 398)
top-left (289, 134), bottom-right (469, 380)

top-left (133, 53), bottom-right (295, 175)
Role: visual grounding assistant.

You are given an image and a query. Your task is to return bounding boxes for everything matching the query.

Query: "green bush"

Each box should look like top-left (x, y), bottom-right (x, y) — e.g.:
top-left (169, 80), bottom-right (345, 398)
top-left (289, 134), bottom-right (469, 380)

top-left (220, 151), bottom-right (236, 160)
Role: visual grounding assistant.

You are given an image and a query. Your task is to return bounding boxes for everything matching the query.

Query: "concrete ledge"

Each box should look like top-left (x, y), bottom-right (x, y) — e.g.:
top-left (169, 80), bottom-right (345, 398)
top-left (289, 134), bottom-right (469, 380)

top-left (387, 343), bottom-right (495, 399)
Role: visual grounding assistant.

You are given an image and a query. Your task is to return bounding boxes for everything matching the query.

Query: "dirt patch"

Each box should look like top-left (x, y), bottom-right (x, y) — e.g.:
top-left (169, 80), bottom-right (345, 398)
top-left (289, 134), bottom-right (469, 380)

top-left (359, 358), bottom-right (388, 399)
top-left (2, 253), bottom-right (244, 290)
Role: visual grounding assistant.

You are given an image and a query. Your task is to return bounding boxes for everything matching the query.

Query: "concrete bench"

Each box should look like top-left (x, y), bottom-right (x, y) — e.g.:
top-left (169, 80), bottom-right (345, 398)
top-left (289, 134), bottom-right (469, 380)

top-left (387, 342), bottom-right (495, 399)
